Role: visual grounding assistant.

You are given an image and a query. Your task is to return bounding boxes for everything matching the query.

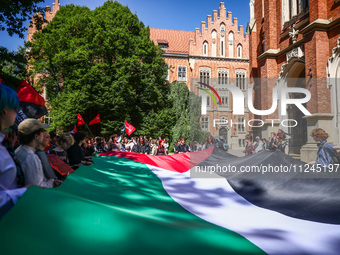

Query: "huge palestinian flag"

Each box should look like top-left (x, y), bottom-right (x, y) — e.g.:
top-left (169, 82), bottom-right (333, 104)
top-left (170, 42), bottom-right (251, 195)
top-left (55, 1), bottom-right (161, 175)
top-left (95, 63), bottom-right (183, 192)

top-left (0, 148), bottom-right (339, 255)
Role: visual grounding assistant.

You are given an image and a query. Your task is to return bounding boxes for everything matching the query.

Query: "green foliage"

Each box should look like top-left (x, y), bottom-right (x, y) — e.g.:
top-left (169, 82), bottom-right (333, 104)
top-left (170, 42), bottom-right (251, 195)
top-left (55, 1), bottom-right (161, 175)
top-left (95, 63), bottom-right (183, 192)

top-left (167, 82), bottom-right (210, 152)
top-left (27, 1), bottom-right (169, 135)
top-left (0, 0), bottom-right (45, 38)
top-left (0, 46), bottom-right (28, 88)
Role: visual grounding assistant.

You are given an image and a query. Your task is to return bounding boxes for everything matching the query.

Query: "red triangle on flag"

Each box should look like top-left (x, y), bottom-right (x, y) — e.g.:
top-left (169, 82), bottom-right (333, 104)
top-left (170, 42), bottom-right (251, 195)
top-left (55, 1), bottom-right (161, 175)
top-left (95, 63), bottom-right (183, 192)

top-left (77, 113), bottom-right (85, 126)
top-left (73, 124), bottom-right (77, 133)
top-left (125, 121), bottom-right (136, 136)
top-left (89, 114), bottom-right (101, 125)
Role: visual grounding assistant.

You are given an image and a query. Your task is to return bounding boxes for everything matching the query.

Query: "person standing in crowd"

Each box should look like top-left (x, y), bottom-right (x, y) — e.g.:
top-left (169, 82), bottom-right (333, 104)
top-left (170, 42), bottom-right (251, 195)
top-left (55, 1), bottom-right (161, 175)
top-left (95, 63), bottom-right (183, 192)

top-left (262, 138), bottom-right (268, 150)
top-left (83, 138), bottom-right (95, 157)
top-left (163, 138), bottom-right (169, 155)
top-left (244, 135), bottom-right (255, 156)
top-left (253, 136), bottom-right (264, 153)
top-left (51, 133), bottom-right (74, 164)
top-left (47, 131), bottom-right (58, 153)
top-left (204, 135), bottom-right (215, 150)
top-left (15, 119), bottom-right (54, 188)
top-left (157, 140), bottom-right (166, 155)
top-left (194, 141), bottom-right (202, 151)
top-left (36, 131), bottom-right (61, 183)
top-left (310, 128), bottom-right (340, 167)
top-left (94, 137), bottom-right (107, 154)
top-left (137, 136), bottom-right (146, 154)
top-left (268, 132), bottom-right (278, 151)
top-left (0, 83), bottom-right (28, 218)
top-left (128, 137), bottom-right (138, 152)
top-left (178, 137), bottom-right (190, 153)
top-left (67, 132), bottom-right (87, 168)
top-left (150, 139), bottom-right (158, 155)
top-left (174, 139), bottom-right (181, 154)
top-left (107, 134), bottom-right (122, 151)
top-left (277, 133), bottom-right (289, 155)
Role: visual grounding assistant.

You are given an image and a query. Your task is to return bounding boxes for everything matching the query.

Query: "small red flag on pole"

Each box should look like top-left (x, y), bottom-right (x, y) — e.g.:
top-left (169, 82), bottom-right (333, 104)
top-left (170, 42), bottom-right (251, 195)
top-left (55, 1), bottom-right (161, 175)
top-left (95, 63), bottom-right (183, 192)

top-left (125, 121), bottom-right (136, 136)
top-left (89, 114), bottom-right (101, 125)
top-left (73, 124), bottom-right (77, 133)
top-left (77, 113), bottom-right (85, 126)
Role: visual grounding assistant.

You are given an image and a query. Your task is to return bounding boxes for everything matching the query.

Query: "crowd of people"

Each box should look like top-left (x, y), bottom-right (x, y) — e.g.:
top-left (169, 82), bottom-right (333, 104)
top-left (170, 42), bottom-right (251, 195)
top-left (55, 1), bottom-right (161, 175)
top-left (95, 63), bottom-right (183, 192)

top-left (244, 132), bottom-right (290, 156)
top-left (1, 82), bottom-right (340, 218)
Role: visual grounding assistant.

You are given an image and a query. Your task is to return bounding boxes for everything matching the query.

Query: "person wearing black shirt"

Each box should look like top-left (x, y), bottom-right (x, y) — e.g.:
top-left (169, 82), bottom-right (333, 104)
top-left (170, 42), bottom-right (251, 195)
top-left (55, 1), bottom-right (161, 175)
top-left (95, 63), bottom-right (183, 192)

top-left (178, 137), bottom-right (190, 153)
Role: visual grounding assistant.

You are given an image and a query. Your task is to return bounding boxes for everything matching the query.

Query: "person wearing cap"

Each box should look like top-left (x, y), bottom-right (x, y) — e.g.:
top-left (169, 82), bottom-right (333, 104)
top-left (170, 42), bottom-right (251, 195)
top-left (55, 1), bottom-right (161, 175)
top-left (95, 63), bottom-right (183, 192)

top-left (0, 83), bottom-right (28, 218)
top-left (15, 119), bottom-right (55, 188)
top-left (253, 136), bottom-right (264, 154)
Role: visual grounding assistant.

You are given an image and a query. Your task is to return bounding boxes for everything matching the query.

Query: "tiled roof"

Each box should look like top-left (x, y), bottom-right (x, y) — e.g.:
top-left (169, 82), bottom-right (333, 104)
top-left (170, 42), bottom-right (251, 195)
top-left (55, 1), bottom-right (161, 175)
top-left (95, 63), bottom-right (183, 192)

top-left (149, 28), bottom-right (195, 54)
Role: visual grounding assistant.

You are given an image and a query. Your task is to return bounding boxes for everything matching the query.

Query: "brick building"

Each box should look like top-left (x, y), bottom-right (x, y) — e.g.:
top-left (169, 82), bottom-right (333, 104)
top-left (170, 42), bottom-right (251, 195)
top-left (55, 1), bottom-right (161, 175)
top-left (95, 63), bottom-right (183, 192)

top-left (248, 0), bottom-right (340, 161)
top-left (150, 3), bottom-right (251, 149)
top-left (27, 1), bottom-right (252, 149)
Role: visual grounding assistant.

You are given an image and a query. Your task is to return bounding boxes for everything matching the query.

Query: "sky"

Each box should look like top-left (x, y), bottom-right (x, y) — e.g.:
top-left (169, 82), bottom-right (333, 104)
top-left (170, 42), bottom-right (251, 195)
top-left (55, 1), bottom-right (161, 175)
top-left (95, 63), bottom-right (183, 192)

top-left (1, 0), bottom-right (250, 52)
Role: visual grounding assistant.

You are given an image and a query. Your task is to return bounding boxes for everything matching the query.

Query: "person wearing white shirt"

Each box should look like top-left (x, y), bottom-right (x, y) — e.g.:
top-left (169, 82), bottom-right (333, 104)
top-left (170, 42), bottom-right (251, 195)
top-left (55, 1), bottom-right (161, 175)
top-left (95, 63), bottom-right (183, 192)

top-left (253, 136), bottom-right (264, 154)
top-left (0, 83), bottom-right (27, 218)
top-left (15, 119), bottom-right (54, 188)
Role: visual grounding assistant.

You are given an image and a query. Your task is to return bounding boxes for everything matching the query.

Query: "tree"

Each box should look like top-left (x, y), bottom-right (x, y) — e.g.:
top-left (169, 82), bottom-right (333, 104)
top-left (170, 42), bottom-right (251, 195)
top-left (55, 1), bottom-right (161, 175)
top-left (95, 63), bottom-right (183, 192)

top-left (0, 46), bottom-right (28, 87)
top-left (169, 82), bottom-right (210, 151)
top-left (27, 1), bottom-right (169, 135)
top-left (0, 0), bottom-right (45, 38)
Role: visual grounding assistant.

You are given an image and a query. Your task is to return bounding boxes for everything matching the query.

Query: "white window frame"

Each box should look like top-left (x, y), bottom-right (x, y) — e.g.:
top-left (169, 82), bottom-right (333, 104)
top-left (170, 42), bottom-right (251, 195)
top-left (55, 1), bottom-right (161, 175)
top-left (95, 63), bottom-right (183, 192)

top-left (178, 66), bottom-right (187, 82)
top-left (236, 70), bottom-right (247, 91)
top-left (237, 44), bottom-right (242, 58)
top-left (228, 32), bottom-right (234, 58)
top-left (203, 41), bottom-right (208, 56)
top-left (201, 115), bottom-right (210, 132)
top-left (220, 23), bottom-right (225, 57)
top-left (238, 117), bottom-right (245, 132)
top-left (199, 68), bottom-right (211, 86)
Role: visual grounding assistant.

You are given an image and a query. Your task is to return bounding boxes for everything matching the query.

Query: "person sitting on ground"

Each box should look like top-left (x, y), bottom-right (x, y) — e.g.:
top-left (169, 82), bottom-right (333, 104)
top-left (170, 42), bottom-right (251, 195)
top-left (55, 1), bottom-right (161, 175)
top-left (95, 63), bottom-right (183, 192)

top-left (309, 128), bottom-right (340, 167)
top-left (15, 119), bottom-right (55, 188)
top-left (36, 131), bottom-right (61, 185)
top-left (107, 134), bottom-right (122, 151)
top-left (67, 132), bottom-right (89, 168)
top-left (0, 83), bottom-right (27, 218)
top-left (51, 133), bottom-right (74, 165)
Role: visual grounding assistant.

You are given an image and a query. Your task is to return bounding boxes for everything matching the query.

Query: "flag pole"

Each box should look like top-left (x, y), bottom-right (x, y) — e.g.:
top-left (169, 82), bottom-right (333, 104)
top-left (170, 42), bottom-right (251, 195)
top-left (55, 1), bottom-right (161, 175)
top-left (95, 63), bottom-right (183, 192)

top-left (85, 123), bottom-right (95, 138)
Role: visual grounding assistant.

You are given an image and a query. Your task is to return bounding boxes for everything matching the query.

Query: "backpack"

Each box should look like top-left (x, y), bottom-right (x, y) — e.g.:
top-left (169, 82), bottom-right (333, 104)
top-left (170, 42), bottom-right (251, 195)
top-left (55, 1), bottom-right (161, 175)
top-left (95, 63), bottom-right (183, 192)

top-left (323, 143), bottom-right (340, 165)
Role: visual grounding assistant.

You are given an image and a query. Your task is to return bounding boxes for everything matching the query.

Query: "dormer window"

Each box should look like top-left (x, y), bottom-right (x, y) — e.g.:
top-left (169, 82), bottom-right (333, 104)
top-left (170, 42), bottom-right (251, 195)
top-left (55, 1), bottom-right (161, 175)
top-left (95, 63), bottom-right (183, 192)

top-left (159, 43), bottom-right (168, 49)
top-left (157, 39), bottom-right (169, 49)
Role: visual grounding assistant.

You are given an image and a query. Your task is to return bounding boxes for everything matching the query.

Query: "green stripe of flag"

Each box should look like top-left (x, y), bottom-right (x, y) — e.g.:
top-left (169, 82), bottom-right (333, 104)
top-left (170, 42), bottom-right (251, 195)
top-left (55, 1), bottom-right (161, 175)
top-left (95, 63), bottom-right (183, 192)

top-left (0, 156), bottom-right (265, 255)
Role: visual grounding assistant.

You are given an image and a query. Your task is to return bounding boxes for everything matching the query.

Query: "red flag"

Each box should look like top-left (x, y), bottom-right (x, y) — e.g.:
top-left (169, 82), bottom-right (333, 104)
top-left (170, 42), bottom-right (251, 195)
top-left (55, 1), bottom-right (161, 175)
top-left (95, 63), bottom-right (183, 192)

top-left (89, 114), bottom-right (101, 125)
top-left (125, 121), bottom-right (136, 136)
top-left (16, 80), bottom-right (48, 119)
top-left (77, 113), bottom-right (85, 126)
top-left (73, 124), bottom-right (77, 133)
